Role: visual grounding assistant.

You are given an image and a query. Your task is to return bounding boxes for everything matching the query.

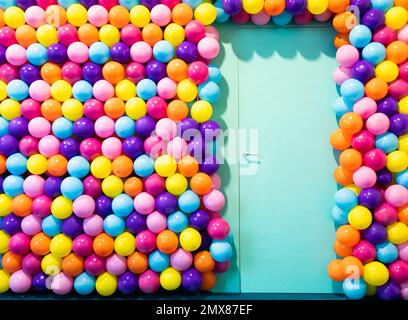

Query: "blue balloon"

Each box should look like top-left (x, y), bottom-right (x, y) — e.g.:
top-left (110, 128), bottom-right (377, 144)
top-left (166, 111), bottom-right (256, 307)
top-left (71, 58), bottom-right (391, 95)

top-left (6, 153), bottom-right (27, 175)
top-left (376, 241), bottom-right (399, 264)
top-left (153, 40), bottom-right (174, 63)
top-left (42, 215), bottom-right (62, 237)
top-left (115, 116), bottom-right (135, 139)
top-left (331, 206), bottom-right (349, 226)
top-left (0, 117), bottom-right (9, 137)
top-left (104, 214), bottom-right (125, 237)
top-left (26, 43), bottom-right (48, 66)
top-left (3, 175), bottom-right (24, 197)
top-left (133, 154), bottom-right (154, 177)
top-left (72, 80), bottom-right (93, 102)
top-left (112, 194), bottom-right (134, 217)
top-left (61, 177), bottom-right (83, 200)
top-left (335, 188), bottom-right (358, 211)
top-left (167, 211), bottom-right (188, 233)
top-left (0, 0), bottom-right (16, 10)
top-left (375, 132), bottom-right (399, 153)
top-left (340, 79), bottom-right (365, 102)
top-left (67, 156), bottom-right (90, 178)
top-left (7, 80), bottom-right (29, 101)
top-left (342, 277), bottom-right (367, 300)
top-left (182, 0), bottom-right (202, 9)
top-left (119, 0), bottom-right (140, 10)
top-left (210, 240), bottom-right (233, 262)
top-left (198, 81), bottom-right (220, 103)
top-left (58, 0), bottom-right (79, 9)
top-left (349, 25), bottom-right (372, 48)
top-left (397, 169), bottom-right (408, 188)
top-left (136, 79), bottom-right (157, 100)
top-left (52, 117), bottom-right (74, 139)
top-left (208, 65), bottom-right (221, 83)
top-left (74, 272), bottom-right (95, 295)
top-left (362, 42), bottom-right (386, 65)
top-left (333, 97), bottom-right (354, 118)
top-left (89, 42), bottom-right (110, 64)
top-left (272, 10), bottom-right (293, 26)
top-left (215, 1), bottom-right (230, 23)
top-left (148, 250), bottom-right (170, 272)
top-left (178, 190), bottom-right (200, 213)
top-left (371, 0), bottom-right (394, 12)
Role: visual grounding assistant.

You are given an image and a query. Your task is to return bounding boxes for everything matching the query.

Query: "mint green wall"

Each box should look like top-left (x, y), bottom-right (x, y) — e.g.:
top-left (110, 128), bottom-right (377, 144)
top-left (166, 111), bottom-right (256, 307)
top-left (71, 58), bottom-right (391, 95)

top-left (212, 24), bottom-right (341, 294)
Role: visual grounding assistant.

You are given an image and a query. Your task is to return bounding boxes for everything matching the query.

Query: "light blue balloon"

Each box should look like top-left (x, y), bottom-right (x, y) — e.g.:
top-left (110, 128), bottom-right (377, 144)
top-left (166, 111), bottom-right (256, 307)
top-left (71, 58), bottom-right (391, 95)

top-left (7, 80), bottom-right (29, 101)
top-left (376, 241), bottom-right (399, 264)
top-left (167, 211), bottom-right (188, 233)
top-left (0, 254), bottom-right (2, 268)
top-left (74, 272), bottom-right (95, 295)
top-left (42, 215), bottom-right (62, 237)
top-left (362, 42), bottom-right (386, 65)
top-left (136, 79), bottom-right (157, 101)
top-left (178, 190), bottom-right (200, 213)
top-left (198, 81), bottom-right (220, 103)
top-left (331, 206), bottom-right (349, 226)
top-left (6, 153), bottom-right (27, 175)
top-left (61, 176), bottom-right (83, 200)
top-left (340, 79), bottom-right (365, 102)
top-left (0, 117), bottom-right (9, 137)
top-left (52, 117), bottom-right (73, 139)
top-left (272, 11), bottom-right (293, 26)
top-left (67, 156), bottom-right (90, 178)
top-left (58, 0), bottom-right (79, 9)
top-left (215, 1), bottom-right (230, 23)
top-left (133, 154), bottom-right (154, 177)
top-left (397, 169), bottom-right (408, 188)
top-left (342, 278), bottom-right (367, 300)
top-left (112, 194), bottom-right (134, 217)
top-left (89, 42), bottom-right (110, 64)
top-left (349, 25), bottom-right (372, 48)
top-left (335, 188), bottom-right (358, 211)
top-left (375, 132), bottom-right (399, 153)
top-left (149, 250), bottom-right (170, 272)
top-left (119, 0), bottom-right (140, 10)
top-left (182, 0), bottom-right (202, 9)
top-left (210, 240), bottom-right (233, 263)
top-left (26, 43), bottom-right (48, 66)
top-left (104, 214), bottom-right (125, 237)
top-left (0, 0), bottom-right (16, 10)
top-left (371, 0), bottom-right (394, 12)
top-left (333, 97), bottom-right (354, 118)
top-left (72, 80), bottom-right (93, 102)
top-left (115, 116), bottom-right (135, 138)
top-left (153, 40), bottom-right (174, 63)
top-left (3, 175), bottom-right (24, 197)
top-left (208, 65), bottom-right (221, 83)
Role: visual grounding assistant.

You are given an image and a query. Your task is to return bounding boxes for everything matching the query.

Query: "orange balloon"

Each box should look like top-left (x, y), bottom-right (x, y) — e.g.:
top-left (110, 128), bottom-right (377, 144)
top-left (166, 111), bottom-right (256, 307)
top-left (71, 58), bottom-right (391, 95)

top-left (334, 240), bottom-right (353, 257)
top-left (0, 155), bottom-right (6, 174)
top-left (339, 148), bottom-right (362, 171)
top-left (142, 23), bottom-right (163, 46)
top-left (398, 204), bottom-right (408, 225)
top-left (62, 253), bottom-right (84, 277)
top-left (387, 40), bottom-right (408, 65)
top-left (124, 177), bottom-right (143, 197)
top-left (127, 252), bottom-right (148, 274)
top-left (104, 98), bottom-right (125, 119)
top-left (190, 172), bottom-right (212, 195)
top-left (41, 99), bottom-right (62, 121)
top-left (102, 61), bottom-right (125, 85)
top-left (334, 166), bottom-right (354, 186)
top-left (30, 232), bottom-right (51, 256)
top-left (336, 225), bottom-right (361, 247)
top-left (178, 155), bottom-right (199, 177)
top-left (395, 0), bottom-right (408, 9)
top-left (167, 100), bottom-right (189, 121)
top-left (339, 112), bottom-right (363, 135)
top-left (12, 194), bottom-right (32, 217)
top-left (167, 59), bottom-right (188, 82)
top-left (45, 5), bottom-right (67, 27)
top-left (365, 78), bottom-right (388, 101)
top-left (330, 128), bottom-right (352, 151)
top-left (342, 256), bottom-right (364, 278)
top-left (156, 230), bottom-right (178, 254)
top-left (329, 0), bottom-right (350, 13)
top-left (2, 252), bottom-right (22, 274)
top-left (93, 233), bottom-right (114, 257)
top-left (41, 63), bottom-right (62, 84)
top-left (194, 251), bottom-right (215, 273)
top-left (264, 0), bottom-right (285, 16)
top-left (16, 25), bottom-right (36, 48)
top-left (47, 155), bottom-right (68, 177)
top-left (0, 9), bottom-right (5, 27)
top-left (78, 23), bottom-right (99, 46)
top-left (201, 271), bottom-right (216, 291)
top-left (112, 155), bottom-right (133, 178)
top-left (327, 259), bottom-right (346, 281)
top-left (109, 5), bottom-right (130, 28)
top-left (334, 33), bottom-right (350, 49)
top-left (172, 3), bottom-right (193, 25)
top-left (333, 12), bottom-right (356, 34)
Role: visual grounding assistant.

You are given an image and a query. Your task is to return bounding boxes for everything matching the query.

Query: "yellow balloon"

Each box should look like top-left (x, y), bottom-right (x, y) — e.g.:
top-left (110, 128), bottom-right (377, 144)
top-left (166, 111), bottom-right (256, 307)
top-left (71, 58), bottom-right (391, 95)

top-left (399, 96), bottom-right (408, 114)
top-left (50, 234), bottom-right (72, 258)
top-left (130, 5), bottom-right (151, 28)
top-left (27, 154), bottom-right (48, 175)
top-left (399, 134), bottom-right (408, 153)
top-left (375, 60), bottom-right (399, 82)
top-left (386, 6), bottom-right (408, 30)
top-left (191, 100), bottom-right (213, 123)
top-left (180, 227), bottom-right (202, 251)
top-left (164, 23), bottom-right (185, 47)
top-left (166, 173), bottom-right (188, 196)
top-left (363, 261), bottom-right (389, 286)
top-left (51, 80), bottom-right (72, 102)
top-left (4, 6), bottom-right (25, 29)
top-left (114, 232), bottom-right (136, 256)
top-left (99, 24), bottom-right (120, 47)
top-left (160, 267), bottom-right (181, 291)
top-left (1, 99), bottom-right (21, 120)
top-left (36, 25), bottom-right (58, 47)
top-left (96, 272), bottom-right (117, 296)
top-left (41, 253), bottom-right (62, 275)
top-left (115, 79), bottom-right (136, 101)
top-left (102, 175), bottom-right (124, 198)
top-left (155, 154), bottom-right (177, 177)
top-left (91, 156), bottom-right (112, 179)
top-left (0, 81), bottom-right (7, 101)
top-left (51, 196), bottom-right (73, 219)
top-left (345, 184), bottom-right (361, 196)
top-left (387, 150), bottom-right (408, 173)
top-left (387, 222), bottom-right (408, 244)
top-left (0, 270), bottom-right (10, 293)
top-left (66, 4), bottom-right (88, 27)
top-left (242, 0), bottom-right (264, 14)
top-left (194, 3), bottom-right (217, 25)
top-left (307, 0), bottom-right (329, 15)
top-left (61, 99), bottom-right (83, 121)
top-left (177, 79), bottom-right (197, 102)
top-left (0, 230), bottom-right (10, 254)
top-left (125, 97), bottom-right (146, 120)
top-left (0, 194), bottom-right (12, 217)
top-left (348, 205), bottom-right (372, 230)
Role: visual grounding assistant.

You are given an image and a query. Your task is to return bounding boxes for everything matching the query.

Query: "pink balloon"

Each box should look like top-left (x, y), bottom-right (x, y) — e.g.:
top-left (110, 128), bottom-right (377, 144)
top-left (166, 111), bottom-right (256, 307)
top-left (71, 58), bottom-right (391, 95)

top-left (29, 80), bottom-right (51, 102)
top-left (106, 254), bottom-right (127, 276)
top-left (150, 4), bottom-right (172, 26)
top-left (336, 45), bottom-right (360, 67)
top-left (385, 184), bottom-right (408, 207)
top-left (251, 10), bottom-right (271, 25)
top-left (353, 166), bottom-right (377, 188)
top-left (353, 97), bottom-right (377, 119)
top-left (167, 136), bottom-right (187, 161)
top-left (333, 66), bottom-right (352, 85)
top-left (134, 192), bottom-right (155, 215)
top-left (73, 195), bottom-right (95, 218)
top-left (87, 5), bottom-right (109, 27)
top-left (366, 112), bottom-right (390, 135)
top-left (203, 189), bottom-right (225, 211)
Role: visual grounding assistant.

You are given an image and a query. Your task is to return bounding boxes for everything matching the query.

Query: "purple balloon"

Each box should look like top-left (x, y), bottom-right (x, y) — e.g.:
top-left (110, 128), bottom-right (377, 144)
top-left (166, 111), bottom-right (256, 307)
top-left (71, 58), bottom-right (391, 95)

top-left (122, 136), bottom-right (144, 159)
top-left (16, 0), bottom-right (36, 10)
top-left (180, 118), bottom-right (200, 136)
top-left (0, 134), bottom-right (19, 156)
top-left (377, 97), bottom-right (398, 117)
top-left (126, 212), bottom-right (147, 234)
top-left (362, 9), bottom-right (385, 31)
top-left (200, 120), bottom-right (221, 138)
top-left (351, 60), bottom-right (374, 83)
top-left (19, 64), bottom-right (41, 85)
top-left (62, 215), bottom-right (84, 238)
top-left (8, 117), bottom-right (29, 137)
top-left (95, 195), bottom-right (113, 217)
top-left (44, 177), bottom-right (62, 198)
top-left (135, 115), bottom-right (156, 137)
top-left (350, 0), bottom-right (371, 14)
top-left (1, 214), bottom-right (22, 235)
top-left (358, 187), bottom-right (382, 209)
top-left (155, 192), bottom-right (178, 215)
top-left (140, 0), bottom-right (160, 9)
top-left (82, 62), bottom-right (103, 84)
top-left (389, 113), bottom-right (408, 136)
top-left (0, 46), bottom-right (6, 65)
top-left (80, 0), bottom-right (98, 8)
top-left (182, 268), bottom-right (203, 291)
top-left (146, 60), bottom-right (166, 83)
top-left (199, 231), bottom-right (212, 251)
top-left (377, 281), bottom-right (401, 300)
top-left (189, 210), bottom-right (210, 230)
top-left (111, 42), bottom-right (131, 64)
top-left (222, 0), bottom-right (243, 15)
top-left (47, 43), bottom-right (68, 64)
top-left (363, 222), bottom-right (387, 244)
top-left (177, 41), bottom-right (199, 64)
top-left (118, 271), bottom-right (139, 294)
top-left (200, 156), bottom-right (219, 175)
top-left (285, 0), bottom-right (307, 15)
top-left (32, 272), bottom-right (47, 291)
top-left (73, 117), bottom-right (95, 139)
top-left (376, 168), bottom-right (393, 187)
top-left (60, 138), bottom-right (80, 159)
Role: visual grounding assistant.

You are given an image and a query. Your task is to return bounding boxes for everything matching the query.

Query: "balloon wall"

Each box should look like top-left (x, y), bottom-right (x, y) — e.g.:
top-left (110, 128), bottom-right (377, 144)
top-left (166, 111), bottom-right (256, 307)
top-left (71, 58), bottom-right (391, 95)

top-left (0, 0), bottom-right (407, 300)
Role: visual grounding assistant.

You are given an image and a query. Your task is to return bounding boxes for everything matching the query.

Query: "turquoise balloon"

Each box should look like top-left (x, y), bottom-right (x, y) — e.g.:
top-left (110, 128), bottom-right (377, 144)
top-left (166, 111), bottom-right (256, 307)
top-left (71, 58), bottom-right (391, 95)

top-left (376, 241), bottom-right (399, 264)
top-left (74, 272), bottom-right (95, 295)
top-left (272, 10), bottom-right (293, 26)
top-left (42, 215), bottom-right (62, 237)
top-left (343, 278), bottom-right (367, 300)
